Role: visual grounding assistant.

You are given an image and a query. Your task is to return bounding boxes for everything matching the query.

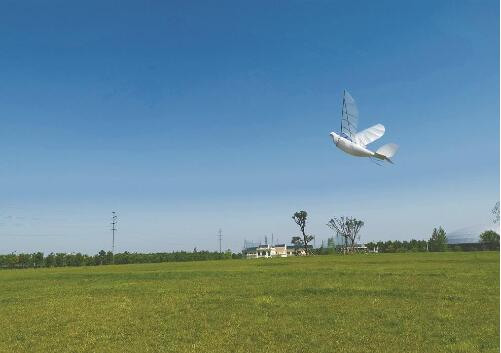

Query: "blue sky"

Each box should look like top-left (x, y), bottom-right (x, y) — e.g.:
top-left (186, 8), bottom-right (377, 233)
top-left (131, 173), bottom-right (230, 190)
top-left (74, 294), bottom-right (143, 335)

top-left (0, 0), bottom-right (499, 253)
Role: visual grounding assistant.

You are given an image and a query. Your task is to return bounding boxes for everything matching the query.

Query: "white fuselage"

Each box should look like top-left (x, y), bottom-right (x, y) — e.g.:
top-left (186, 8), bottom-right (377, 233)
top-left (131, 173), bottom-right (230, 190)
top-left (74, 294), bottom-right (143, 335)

top-left (330, 132), bottom-right (375, 157)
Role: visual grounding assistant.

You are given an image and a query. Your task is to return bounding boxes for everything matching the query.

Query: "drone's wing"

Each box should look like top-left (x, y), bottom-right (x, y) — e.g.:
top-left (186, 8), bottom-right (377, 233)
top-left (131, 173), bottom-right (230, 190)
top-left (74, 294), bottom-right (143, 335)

top-left (340, 90), bottom-right (358, 141)
top-left (354, 123), bottom-right (385, 146)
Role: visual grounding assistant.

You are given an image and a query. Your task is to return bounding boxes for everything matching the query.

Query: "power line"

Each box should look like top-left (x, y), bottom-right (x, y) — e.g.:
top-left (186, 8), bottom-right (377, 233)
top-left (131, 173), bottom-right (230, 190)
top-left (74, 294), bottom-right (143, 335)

top-left (217, 228), bottom-right (223, 253)
top-left (111, 211), bottom-right (117, 264)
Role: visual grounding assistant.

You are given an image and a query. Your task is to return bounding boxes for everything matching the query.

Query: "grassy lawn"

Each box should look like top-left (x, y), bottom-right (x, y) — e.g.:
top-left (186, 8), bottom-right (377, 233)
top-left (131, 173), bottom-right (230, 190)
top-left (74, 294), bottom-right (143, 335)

top-left (0, 252), bottom-right (498, 353)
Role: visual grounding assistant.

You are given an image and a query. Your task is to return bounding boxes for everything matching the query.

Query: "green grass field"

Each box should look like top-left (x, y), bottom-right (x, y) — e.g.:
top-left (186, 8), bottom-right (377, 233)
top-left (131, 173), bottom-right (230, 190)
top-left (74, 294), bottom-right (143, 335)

top-left (0, 252), bottom-right (498, 353)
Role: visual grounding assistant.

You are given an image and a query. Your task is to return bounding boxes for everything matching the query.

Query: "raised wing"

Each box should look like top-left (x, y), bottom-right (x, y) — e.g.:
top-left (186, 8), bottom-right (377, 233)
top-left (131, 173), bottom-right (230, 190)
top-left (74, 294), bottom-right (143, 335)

top-left (340, 90), bottom-right (358, 141)
top-left (354, 123), bottom-right (385, 146)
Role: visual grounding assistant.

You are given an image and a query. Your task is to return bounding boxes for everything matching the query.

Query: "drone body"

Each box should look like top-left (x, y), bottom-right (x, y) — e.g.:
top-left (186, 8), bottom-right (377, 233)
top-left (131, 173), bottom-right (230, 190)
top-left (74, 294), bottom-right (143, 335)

top-left (330, 90), bottom-right (398, 164)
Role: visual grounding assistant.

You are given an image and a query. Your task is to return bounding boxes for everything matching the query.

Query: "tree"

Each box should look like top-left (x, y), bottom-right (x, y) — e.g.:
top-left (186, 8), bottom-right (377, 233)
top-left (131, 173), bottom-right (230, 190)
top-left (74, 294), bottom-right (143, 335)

top-left (45, 253), bottom-right (56, 267)
top-left (97, 250), bottom-right (106, 265)
top-left (327, 217), bottom-right (364, 253)
top-left (480, 230), bottom-right (500, 244)
top-left (72, 253), bottom-right (85, 266)
top-left (55, 253), bottom-right (66, 267)
top-left (492, 202), bottom-right (500, 224)
top-left (106, 251), bottom-right (114, 264)
top-left (5, 253), bottom-right (17, 268)
top-left (292, 211), bottom-right (314, 255)
top-left (18, 253), bottom-right (31, 268)
top-left (365, 241), bottom-right (377, 252)
top-left (429, 227), bottom-right (447, 252)
top-left (223, 249), bottom-right (233, 259)
top-left (291, 236), bottom-right (304, 256)
top-left (33, 252), bottom-right (44, 268)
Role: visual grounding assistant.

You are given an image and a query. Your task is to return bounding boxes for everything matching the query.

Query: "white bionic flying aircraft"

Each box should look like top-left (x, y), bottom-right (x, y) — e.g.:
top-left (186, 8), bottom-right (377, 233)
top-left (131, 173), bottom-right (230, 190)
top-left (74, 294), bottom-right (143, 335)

top-left (330, 90), bottom-right (398, 164)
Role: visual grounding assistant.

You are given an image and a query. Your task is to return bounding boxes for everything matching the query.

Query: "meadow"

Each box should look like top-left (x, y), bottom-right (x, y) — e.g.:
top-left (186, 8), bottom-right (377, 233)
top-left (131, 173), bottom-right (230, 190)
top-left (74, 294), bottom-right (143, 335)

top-left (0, 252), bottom-right (498, 353)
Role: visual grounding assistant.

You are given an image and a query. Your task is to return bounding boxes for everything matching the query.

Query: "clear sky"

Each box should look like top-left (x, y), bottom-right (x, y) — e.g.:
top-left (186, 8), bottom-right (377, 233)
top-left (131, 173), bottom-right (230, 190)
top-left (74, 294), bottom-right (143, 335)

top-left (0, 0), bottom-right (499, 254)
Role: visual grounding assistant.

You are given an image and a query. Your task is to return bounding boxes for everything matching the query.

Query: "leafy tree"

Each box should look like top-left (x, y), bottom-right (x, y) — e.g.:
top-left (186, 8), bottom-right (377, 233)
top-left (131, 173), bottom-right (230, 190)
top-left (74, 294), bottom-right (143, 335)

top-left (45, 253), bottom-right (56, 267)
top-left (17, 253), bottom-right (31, 268)
top-left (327, 217), bottom-right (364, 253)
top-left (106, 251), bottom-right (114, 264)
top-left (365, 241), bottom-right (377, 252)
top-left (223, 249), bottom-right (233, 259)
top-left (5, 253), bottom-right (17, 268)
top-left (55, 253), bottom-right (67, 267)
top-left (292, 211), bottom-right (314, 255)
top-left (429, 227), bottom-right (447, 252)
top-left (97, 250), bottom-right (106, 265)
top-left (33, 252), bottom-right (44, 268)
top-left (480, 230), bottom-right (500, 244)
top-left (72, 253), bottom-right (85, 266)
top-left (291, 236), bottom-right (305, 255)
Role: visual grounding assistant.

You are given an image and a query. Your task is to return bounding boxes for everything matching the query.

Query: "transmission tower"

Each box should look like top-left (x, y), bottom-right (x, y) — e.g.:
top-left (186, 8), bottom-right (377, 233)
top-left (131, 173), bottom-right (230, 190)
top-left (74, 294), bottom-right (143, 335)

top-left (217, 228), bottom-right (223, 253)
top-left (111, 211), bottom-right (117, 263)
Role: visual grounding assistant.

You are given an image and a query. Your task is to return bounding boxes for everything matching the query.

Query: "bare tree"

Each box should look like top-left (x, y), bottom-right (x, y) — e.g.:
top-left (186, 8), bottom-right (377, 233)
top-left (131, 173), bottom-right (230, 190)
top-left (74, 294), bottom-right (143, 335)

top-left (327, 217), bottom-right (365, 253)
top-left (492, 202), bottom-right (499, 224)
top-left (292, 211), bottom-right (314, 255)
top-left (327, 218), bottom-right (349, 254)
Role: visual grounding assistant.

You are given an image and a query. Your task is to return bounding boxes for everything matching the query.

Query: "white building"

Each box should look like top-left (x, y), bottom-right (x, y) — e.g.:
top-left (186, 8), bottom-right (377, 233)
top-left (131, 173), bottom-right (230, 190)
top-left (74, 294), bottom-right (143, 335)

top-left (244, 244), bottom-right (296, 258)
top-left (243, 244), bottom-right (306, 259)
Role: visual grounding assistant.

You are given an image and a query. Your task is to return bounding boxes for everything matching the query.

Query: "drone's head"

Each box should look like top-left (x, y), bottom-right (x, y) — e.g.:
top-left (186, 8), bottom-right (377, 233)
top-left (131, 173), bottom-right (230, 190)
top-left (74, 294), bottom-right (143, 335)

top-left (329, 132), bottom-right (340, 144)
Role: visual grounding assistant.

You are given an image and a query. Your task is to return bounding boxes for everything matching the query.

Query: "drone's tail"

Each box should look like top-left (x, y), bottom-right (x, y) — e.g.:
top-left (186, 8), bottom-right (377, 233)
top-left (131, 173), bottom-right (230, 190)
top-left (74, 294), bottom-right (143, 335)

top-left (374, 143), bottom-right (399, 164)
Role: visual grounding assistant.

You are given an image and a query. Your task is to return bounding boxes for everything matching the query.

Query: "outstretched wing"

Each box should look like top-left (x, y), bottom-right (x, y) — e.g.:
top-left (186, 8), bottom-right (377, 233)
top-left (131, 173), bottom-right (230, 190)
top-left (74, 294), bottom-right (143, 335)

top-left (340, 90), bottom-right (358, 141)
top-left (354, 123), bottom-right (385, 146)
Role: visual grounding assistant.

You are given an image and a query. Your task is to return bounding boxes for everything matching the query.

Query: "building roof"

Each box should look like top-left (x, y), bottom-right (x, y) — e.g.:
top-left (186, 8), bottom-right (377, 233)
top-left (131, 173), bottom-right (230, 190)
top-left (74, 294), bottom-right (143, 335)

top-left (447, 224), bottom-right (500, 244)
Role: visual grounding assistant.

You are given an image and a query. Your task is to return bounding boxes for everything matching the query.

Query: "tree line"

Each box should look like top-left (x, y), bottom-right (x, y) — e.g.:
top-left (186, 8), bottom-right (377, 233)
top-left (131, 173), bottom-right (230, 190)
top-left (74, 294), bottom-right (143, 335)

top-left (363, 228), bottom-right (499, 253)
top-left (363, 226), bottom-right (448, 253)
top-left (3, 204), bottom-right (499, 268)
top-left (290, 209), bottom-right (499, 255)
top-left (0, 249), bottom-right (240, 269)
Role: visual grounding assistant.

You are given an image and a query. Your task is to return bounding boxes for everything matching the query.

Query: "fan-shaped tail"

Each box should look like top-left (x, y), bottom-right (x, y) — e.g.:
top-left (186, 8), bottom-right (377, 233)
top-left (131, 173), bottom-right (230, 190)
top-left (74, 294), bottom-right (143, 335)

top-left (375, 143), bottom-right (399, 163)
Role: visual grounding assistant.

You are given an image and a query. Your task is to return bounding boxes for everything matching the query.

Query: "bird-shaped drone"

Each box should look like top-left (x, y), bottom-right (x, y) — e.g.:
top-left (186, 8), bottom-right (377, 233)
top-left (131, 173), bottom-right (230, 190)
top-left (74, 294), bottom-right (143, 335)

top-left (330, 90), bottom-right (398, 164)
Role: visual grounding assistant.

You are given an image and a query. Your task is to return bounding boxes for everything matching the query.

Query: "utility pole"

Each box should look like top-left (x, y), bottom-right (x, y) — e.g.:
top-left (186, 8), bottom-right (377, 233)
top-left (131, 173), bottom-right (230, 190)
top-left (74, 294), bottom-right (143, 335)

top-left (111, 211), bottom-right (117, 264)
top-left (217, 228), bottom-right (223, 253)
